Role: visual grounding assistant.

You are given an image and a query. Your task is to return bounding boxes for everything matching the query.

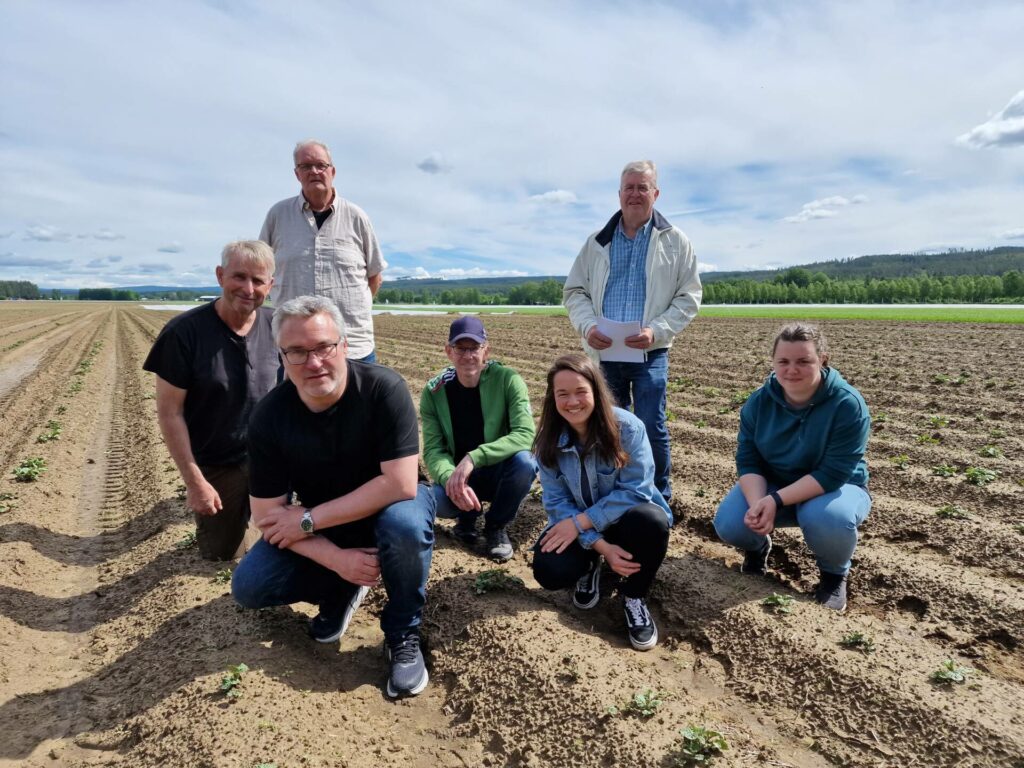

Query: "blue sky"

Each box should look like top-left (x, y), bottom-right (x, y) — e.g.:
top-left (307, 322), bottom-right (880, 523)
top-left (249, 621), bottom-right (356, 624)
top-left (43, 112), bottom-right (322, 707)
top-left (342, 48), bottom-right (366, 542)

top-left (1, 1), bottom-right (1023, 288)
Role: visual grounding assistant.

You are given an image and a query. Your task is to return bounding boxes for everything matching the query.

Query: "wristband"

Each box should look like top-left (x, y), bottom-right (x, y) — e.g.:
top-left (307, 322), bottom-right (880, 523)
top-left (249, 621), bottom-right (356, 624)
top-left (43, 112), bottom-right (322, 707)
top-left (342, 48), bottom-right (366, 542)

top-left (768, 491), bottom-right (784, 511)
top-left (571, 514), bottom-right (585, 534)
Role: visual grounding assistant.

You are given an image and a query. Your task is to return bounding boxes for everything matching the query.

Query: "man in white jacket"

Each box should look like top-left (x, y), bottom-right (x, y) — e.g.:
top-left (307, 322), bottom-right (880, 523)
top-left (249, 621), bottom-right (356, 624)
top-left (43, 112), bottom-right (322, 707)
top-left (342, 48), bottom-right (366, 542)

top-left (563, 160), bottom-right (702, 501)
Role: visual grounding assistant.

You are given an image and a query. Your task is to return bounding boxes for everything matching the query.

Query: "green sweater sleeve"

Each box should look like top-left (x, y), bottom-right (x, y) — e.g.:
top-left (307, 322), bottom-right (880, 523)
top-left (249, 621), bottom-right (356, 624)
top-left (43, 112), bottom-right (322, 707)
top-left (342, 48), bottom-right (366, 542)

top-left (420, 384), bottom-right (457, 486)
top-left (467, 369), bottom-right (536, 467)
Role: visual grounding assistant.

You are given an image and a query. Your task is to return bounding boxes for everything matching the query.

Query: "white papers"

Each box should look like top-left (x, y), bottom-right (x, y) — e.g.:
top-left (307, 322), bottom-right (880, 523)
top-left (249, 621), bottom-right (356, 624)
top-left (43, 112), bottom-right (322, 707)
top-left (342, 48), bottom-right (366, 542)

top-left (595, 318), bottom-right (644, 363)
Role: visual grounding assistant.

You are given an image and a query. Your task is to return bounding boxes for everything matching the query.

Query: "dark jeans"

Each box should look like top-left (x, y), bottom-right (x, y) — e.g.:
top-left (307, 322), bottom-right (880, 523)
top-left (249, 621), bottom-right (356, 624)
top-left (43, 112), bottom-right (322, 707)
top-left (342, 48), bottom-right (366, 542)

top-left (600, 348), bottom-right (671, 500)
top-left (432, 451), bottom-right (537, 531)
top-left (532, 503), bottom-right (669, 599)
top-left (196, 463), bottom-right (250, 561)
top-left (232, 484), bottom-right (435, 639)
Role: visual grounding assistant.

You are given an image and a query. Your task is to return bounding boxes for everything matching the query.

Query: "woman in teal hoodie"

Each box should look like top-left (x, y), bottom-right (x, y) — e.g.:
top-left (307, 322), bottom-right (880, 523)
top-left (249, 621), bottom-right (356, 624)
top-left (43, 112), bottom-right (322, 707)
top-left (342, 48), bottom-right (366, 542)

top-left (713, 323), bottom-right (871, 612)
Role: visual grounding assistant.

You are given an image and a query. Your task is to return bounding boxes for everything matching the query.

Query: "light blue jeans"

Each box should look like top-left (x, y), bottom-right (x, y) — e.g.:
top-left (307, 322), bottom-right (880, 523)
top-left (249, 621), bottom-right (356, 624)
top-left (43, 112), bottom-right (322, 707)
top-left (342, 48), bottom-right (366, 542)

top-left (713, 482), bottom-right (871, 575)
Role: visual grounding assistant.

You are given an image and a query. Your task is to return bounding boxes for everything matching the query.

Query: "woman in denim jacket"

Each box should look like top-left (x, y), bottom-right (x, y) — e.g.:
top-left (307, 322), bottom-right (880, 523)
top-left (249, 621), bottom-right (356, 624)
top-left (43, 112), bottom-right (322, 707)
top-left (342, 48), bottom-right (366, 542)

top-left (532, 353), bottom-right (672, 650)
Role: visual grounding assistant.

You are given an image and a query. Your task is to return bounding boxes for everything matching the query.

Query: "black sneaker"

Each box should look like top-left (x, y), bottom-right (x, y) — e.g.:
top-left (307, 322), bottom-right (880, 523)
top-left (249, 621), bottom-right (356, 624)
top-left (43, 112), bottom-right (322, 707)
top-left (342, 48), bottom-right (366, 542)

top-left (741, 535), bottom-right (772, 576)
top-left (814, 570), bottom-right (848, 613)
top-left (452, 520), bottom-right (481, 548)
top-left (572, 557), bottom-right (601, 609)
top-left (484, 527), bottom-right (513, 562)
top-left (384, 631), bottom-right (428, 698)
top-left (309, 584), bottom-right (369, 643)
top-left (623, 596), bottom-right (658, 651)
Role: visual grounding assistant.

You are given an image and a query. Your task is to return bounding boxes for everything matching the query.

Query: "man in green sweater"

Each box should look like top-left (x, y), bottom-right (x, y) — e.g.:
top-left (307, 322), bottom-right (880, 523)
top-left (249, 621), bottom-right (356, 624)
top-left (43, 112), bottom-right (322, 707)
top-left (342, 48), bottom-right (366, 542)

top-left (421, 316), bottom-right (537, 561)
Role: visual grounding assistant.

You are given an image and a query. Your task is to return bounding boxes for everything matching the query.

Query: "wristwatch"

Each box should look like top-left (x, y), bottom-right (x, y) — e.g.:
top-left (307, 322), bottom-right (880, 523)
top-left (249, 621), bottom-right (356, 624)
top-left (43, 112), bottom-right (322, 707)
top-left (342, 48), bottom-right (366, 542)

top-left (300, 507), bottom-right (315, 534)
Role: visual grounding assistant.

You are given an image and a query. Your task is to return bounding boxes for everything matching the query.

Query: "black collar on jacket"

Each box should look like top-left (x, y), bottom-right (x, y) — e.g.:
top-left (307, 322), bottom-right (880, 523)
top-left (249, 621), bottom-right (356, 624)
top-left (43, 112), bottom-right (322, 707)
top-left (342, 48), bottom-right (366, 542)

top-left (595, 208), bottom-right (671, 247)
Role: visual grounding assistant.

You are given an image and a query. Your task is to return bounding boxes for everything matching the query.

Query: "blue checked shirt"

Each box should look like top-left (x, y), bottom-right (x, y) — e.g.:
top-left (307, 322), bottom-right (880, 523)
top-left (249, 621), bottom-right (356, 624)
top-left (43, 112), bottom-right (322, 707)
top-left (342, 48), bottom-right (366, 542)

top-left (601, 216), bottom-right (652, 322)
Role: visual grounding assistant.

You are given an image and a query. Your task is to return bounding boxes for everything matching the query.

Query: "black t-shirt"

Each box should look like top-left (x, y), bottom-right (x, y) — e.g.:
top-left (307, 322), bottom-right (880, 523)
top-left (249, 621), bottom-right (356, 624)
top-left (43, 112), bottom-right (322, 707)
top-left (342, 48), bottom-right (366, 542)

top-left (445, 377), bottom-right (485, 463)
top-left (142, 301), bottom-right (279, 466)
top-left (247, 361), bottom-right (419, 508)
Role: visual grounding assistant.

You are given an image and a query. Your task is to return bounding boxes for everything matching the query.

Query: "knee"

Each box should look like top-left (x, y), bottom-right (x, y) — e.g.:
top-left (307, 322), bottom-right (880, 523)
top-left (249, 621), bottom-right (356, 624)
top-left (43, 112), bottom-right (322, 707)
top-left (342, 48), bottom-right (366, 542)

top-left (625, 503), bottom-right (670, 536)
top-left (510, 450), bottom-right (537, 477)
top-left (377, 494), bottom-right (434, 554)
top-left (531, 551), bottom-right (569, 591)
top-left (713, 493), bottom-right (748, 543)
top-left (800, 497), bottom-right (860, 536)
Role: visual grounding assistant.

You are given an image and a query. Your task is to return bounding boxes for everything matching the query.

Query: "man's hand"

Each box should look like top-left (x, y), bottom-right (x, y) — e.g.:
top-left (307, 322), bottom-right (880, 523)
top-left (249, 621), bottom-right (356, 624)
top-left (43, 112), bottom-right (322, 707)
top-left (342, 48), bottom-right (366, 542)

top-left (744, 496), bottom-right (778, 536)
top-left (586, 326), bottom-right (613, 350)
top-left (326, 547), bottom-right (381, 587)
top-left (445, 455), bottom-right (481, 512)
top-left (260, 505), bottom-right (309, 548)
top-left (624, 327), bottom-right (655, 349)
top-left (186, 477), bottom-right (222, 517)
top-left (598, 542), bottom-right (641, 578)
top-left (539, 517), bottom-right (579, 554)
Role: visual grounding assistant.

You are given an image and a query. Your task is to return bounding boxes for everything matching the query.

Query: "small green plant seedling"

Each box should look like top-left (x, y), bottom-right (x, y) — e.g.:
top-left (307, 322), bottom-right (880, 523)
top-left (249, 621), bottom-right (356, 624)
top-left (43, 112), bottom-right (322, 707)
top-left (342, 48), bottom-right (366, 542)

top-left (875, 412), bottom-right (889, 423)
top-left (473, 568), bottom-right (524, 595)
top-left (930, 659), bottom-right (973, 686)
top-left (612, 689), bottom-right (665, 718)
top-left (716, 406), bottom-right (730, 415)
top-left (36, 420), bottom-right (63, 443)
top-left (989, 427), bottom-right (1007, 438)
top-left (213, 568), bottom-right (232, 584)
top-left (931, 463), bottom-right (958, 477)
top-left (927, 415), bottom-right (949, 428)
top-left (935, 504), bottom-right (970, 520)
top-left (730, 390), bottom-right (752, 406)
top-left (695, 418), bottom-right (707, 428)
top-left (889, 454), bottom-right (911, 470)
top-left (838, 632), bottom-right (875, 654)
top-left (0, 492), bottom-right (15, 514)
top-left (761, 593), bottom-right (795, 614)
top-left (672, 725), bottom-right (729, 765)
top-left (964, 467), bottom-right (998, 486)
top-left (13, 457), bottom-right (46, 482)
top-left (220, 662), bottom-right (250, 699)
top-left (254, 763), bottom-right (278, 768)
top-left (55, 405), bottom-right (67, 415)
top-left (916, 433), bottom-right (941, 445)
top-left (694, 488), bottom-right (706, 498)
top-left (1014, 523), bottom-right (1024, 535)
top-left (176, 530), bottom-right (197, 549)
top-left (932, 374), bottom-right (950, 384)
top-left (977, 445), bottom-right (1003, 459)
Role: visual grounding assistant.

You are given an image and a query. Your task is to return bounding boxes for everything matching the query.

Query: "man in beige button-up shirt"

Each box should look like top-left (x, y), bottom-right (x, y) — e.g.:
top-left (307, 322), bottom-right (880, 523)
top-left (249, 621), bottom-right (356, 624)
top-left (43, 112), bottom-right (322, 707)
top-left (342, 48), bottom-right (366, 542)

top-left (260, 140), bottom-right (386, 361)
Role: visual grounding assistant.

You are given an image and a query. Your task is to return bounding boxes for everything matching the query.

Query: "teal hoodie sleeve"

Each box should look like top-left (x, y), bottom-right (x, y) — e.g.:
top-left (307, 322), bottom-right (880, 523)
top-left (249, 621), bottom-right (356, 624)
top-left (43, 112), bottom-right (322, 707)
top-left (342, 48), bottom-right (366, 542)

top-left (735, 391), bottom-right (769, 478)
top-left (809, 394), bottom-right (870, 492)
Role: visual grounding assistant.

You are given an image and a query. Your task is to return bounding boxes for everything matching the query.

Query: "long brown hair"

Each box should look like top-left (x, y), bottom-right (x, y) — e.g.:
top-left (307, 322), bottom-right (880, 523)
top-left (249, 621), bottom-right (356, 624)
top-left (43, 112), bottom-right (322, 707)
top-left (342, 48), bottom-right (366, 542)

top-left (533, 353), bottom-right (628, 469)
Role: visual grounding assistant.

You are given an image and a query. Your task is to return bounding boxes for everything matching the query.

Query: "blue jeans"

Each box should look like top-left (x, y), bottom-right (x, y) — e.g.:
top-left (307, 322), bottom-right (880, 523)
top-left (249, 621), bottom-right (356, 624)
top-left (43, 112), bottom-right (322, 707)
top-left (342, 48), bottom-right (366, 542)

top-left (232, 484), bottom-right (436, 639)
top-left (713, 482), bottom-right (871, 575)
top-left (356, 349), bottom-right (377, 364)
top-left (601, 349), bottom-right (671, 499)
top-left (432, 451), bottom-right (536, 531)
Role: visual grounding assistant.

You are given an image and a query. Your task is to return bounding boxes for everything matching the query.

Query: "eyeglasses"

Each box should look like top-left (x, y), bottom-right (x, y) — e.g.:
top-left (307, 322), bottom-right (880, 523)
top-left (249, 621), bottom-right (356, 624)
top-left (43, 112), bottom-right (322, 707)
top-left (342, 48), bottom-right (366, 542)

top-left (295, 162), bottom-right (332, 173)
top-left (281, 341), bottom-right (341, 365)
top-left (621, 184), bottom-right (654, 194)
top-left (450, 344), bottom-right (484, 357)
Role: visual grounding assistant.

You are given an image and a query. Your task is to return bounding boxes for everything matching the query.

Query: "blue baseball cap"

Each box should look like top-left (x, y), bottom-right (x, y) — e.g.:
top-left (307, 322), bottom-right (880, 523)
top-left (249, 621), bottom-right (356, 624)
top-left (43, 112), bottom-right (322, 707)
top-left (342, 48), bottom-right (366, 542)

top-left (448, 315), bottom-right (487, 344)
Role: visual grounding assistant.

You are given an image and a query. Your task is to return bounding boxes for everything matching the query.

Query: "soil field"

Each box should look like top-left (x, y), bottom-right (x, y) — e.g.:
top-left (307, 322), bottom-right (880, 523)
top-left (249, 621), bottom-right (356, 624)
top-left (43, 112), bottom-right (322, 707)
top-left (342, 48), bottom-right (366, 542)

top-left (1, 302), bottom-right (1022, 768)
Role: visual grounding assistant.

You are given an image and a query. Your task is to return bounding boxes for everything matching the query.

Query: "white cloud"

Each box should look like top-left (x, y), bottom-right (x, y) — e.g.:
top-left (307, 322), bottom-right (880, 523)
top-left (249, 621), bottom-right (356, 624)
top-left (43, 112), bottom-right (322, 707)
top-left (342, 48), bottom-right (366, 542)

top-left (92, 228), bottom-right (124, 240)
top-left (23, 225), bottom-right (72, 241)
top-left (528, 189), bottom-right (577, 205)
top-left (416, 151), bottom-right (452, 174)
top-left (999, 228), bottom-right (1024, 240)
top-left (436, 267), bottom-right (529, 278)
top-left (783, 195), bottom-right (867, 223)
top-left (956, 90), bottom-right (1024, 149)
top-left (157, 242), bottom-right (184, 253)
top-left (697, 262), bottom-right (718, 273)
top-left (0, 252), bottom-right (72, 268)
top-left (383, 266), bottom-right (432, 280)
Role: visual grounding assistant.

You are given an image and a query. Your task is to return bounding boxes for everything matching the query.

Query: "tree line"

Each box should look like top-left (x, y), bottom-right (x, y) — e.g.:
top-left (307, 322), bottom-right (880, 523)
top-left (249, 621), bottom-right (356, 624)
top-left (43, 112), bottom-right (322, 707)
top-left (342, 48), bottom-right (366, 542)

top-left (0, 280), bottom-right (42, 299)
top-left (79, 288), bottom-right (140, 301)
top-left (377, 278), bottom-right (563, 306)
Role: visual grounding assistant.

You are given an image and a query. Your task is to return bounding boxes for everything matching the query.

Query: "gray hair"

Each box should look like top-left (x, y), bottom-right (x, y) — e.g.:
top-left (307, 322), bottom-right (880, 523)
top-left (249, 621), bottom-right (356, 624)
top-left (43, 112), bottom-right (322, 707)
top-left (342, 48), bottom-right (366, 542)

top-left (293, 139), bottom-right (333, 165)
top-left (272, 295), bottom-right (346, 346)
top-left (620, 160), bottom-right (658, 188)
top-left (221, 240), bottom-right (276, 273)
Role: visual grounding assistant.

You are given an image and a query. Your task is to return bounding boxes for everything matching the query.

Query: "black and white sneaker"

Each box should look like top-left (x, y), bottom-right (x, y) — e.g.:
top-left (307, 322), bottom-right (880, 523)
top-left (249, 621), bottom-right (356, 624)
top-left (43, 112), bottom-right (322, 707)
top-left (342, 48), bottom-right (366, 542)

top-left (309, 584), bottom-right (370, 643)
top-left (384, 631), bottom-right (429, 698)
top-left (741, 535), bottom-right (772, 576)
top-left (623, 596), bottom-right (658, 651)
top-left (572, 557), bottom-right (601, 609)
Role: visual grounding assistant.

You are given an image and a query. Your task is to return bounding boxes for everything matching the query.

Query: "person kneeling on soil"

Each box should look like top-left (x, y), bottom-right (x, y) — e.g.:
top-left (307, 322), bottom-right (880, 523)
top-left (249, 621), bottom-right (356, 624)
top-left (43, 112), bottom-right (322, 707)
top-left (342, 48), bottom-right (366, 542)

top-left (144, 240), bottom-right (278, 561)
top-left (230, 296), bottom-right (436, 699)
top-left (420, 316), bottom-right (536, 562)
top-left (713, 323), bottom-right (871, 612)
top-left (531, 353), bottom-right (671, 651)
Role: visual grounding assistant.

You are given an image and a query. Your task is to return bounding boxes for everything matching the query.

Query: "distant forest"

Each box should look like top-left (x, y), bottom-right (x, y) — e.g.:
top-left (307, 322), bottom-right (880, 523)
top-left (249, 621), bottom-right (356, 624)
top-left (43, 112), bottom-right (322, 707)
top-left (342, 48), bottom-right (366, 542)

top-left (8, 246), bottom-right (1024, 304)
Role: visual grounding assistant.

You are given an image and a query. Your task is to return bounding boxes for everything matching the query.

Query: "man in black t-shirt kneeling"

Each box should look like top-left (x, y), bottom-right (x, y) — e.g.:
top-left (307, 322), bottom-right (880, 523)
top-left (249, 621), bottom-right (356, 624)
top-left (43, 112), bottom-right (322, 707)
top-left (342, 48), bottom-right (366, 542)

top-left (231, 295), bottom-right (436, 699)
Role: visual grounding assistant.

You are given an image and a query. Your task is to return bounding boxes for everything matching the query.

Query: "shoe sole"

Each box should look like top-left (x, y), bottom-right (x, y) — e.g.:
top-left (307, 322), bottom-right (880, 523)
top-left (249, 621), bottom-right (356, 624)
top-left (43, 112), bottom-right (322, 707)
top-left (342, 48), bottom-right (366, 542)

top-left (629, 625), bottom-right (658, 651)
top-left (313, 585), bottom-right (369, 644)
top-left (386, 667), bottom-right (429, 699)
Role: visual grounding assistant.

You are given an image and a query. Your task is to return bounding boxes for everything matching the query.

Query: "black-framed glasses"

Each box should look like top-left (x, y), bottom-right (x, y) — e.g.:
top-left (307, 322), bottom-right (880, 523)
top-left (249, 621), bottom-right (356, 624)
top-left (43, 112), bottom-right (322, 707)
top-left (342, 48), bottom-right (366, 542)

top-left (295, 162), bottom-right (332, 173)
top-left (450, 343), bottom-right (485, 357)
top-left (281, 341), bottom-right (341, 365)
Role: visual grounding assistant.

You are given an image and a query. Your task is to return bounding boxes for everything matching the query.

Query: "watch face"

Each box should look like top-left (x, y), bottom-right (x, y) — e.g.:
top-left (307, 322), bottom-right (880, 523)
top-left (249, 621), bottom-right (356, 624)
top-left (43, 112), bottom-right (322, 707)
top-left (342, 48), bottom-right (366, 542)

top-left (301, 511), bottom-right (314, 533)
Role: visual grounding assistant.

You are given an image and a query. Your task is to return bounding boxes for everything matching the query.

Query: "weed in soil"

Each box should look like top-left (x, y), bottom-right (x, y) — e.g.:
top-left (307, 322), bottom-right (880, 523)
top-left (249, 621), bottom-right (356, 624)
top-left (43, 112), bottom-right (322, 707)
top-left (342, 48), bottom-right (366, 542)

top-left (931, 463), bottom-right (958, 477)
top-left (889, 454), bottom-right (911, 470)
top-left (977, 444), bottom-right (1003, 458)
top-left (838, 632), bottom-right (875, 654)
top-left (36, 420), bottom-right (62, 443)
top-left (670, 725), bottom-right (729, 765)
top-left (930, 659), bottom-right (973, 687)
top-left (927, 415), bottom-right (949, 428)
top-left (936, 504), bottom-right (971, 520)
top-left (473, 568), bottom-right (524, 595)
top-left (608, 689), bottom-right (666, 718)
top-left (213, 569), bottom-right (232, 584)
top-left (916, 433), bottom-right (941, 445)
top-left (964, 467), bottom-right (998, 486)
top-left (13, 457), bottom-right (46, 482)
top-left (176, 530), bottom-right (197, 549)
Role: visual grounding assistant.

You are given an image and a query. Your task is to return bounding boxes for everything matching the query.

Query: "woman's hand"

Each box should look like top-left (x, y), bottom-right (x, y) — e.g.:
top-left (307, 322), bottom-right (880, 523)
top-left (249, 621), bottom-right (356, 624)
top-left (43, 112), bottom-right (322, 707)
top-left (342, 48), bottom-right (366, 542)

top-left (744, 496), bottom-right (778, 536)
top-left (598, 543), bottom-right (641, 578)
top-left (539, 517), bottom-right (579, 554)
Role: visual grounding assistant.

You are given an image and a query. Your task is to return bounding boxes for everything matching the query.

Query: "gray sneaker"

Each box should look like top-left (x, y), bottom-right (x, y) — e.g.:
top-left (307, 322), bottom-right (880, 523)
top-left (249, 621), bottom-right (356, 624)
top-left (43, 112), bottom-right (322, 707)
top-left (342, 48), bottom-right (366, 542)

top-left (814, 570), bottom-right (848, 613)
top-left (385, 631), bottom-right (428, 698)
top-left (309, 584), bottom-right (369, 643)
top-left (484, 528), bottom-right (513, 561)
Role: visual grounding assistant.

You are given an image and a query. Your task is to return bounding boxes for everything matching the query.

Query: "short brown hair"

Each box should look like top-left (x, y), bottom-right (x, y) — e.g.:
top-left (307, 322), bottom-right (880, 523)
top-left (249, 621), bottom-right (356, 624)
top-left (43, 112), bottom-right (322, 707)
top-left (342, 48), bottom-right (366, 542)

top-left (771, 323), bottom-right (830, 365)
